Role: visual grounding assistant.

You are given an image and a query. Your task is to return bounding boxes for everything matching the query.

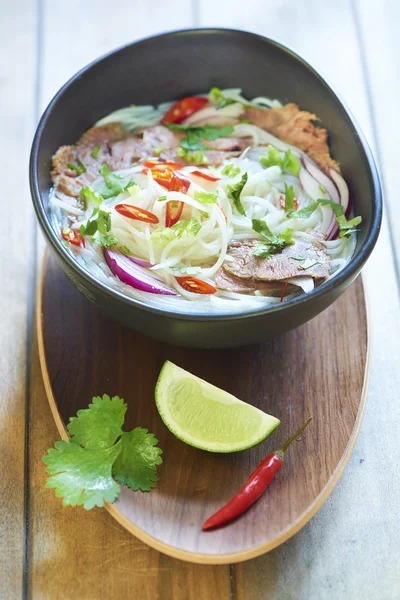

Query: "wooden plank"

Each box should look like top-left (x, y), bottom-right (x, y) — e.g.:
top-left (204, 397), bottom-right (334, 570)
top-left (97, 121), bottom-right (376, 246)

top-left (28, 332), bottom-right (230, 599)
top-left (28, 1), bottom-right (231, 597)
top-left (39, 255), bottom-right (367, 562)
top-left (197, 0), bottom-right (400, 598)
top-left (0, 2), bottom-right (37, 597)
top-left (353, 0), bottom-right (400, 278)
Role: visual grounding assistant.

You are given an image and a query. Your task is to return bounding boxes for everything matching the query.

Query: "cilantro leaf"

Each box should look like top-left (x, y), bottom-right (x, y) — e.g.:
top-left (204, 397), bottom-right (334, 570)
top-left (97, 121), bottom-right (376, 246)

top-left (43, 440), bottom-right (121, 509)
top-left (221, 163), bottom-right (240, 177)
top-left (171, 217), bottom-right (201, 238)
top-left (253, 242), bottom-right (274, 259)
top-left (80, 208), bottom-right (112, 237)
top-left (98, 163), bottom-right (133, 198)
top-left (290, 198), bottom-right (362, 238)
top-left (227, 173), bottom-right (248, 216)
top-left (210, 87), bottom-right (237, 108)
top-left (252, 219), bottom-right (294, 258)
top-left (194, 190), bottom-right (218, 205)
top-left (166, 123), bottom-right (234, 156)
top-left (67, 394), bottom-right (127, 449)
top-left (80, 185), bottom-right (103, 208)
top-left (112, 428), bottom-right (163, 492)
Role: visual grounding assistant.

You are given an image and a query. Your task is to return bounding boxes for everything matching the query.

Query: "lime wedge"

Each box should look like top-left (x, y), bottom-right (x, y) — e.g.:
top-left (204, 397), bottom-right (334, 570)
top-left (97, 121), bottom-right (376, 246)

top-left (155, 361), bottom-right (280, 453)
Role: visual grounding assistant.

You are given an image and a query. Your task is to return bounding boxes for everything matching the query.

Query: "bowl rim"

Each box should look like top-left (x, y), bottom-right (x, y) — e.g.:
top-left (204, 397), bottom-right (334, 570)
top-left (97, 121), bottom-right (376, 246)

top-left (30, 27), bottom-right (382, 323)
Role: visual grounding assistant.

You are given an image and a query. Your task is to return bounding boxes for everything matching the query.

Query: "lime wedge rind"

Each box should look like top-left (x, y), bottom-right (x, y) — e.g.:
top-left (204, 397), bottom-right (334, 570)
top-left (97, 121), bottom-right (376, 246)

top-left (155, 361), bottom-right (280, 453)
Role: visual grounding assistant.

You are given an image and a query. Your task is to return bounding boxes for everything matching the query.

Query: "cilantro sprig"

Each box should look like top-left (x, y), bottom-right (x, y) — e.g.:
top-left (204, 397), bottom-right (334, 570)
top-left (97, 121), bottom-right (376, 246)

top-left (252, 219), bottom-right (295, 258)
top-left (98, 163), bottom-right (134, 198)
top-left (42, 395), bottom-right (163, 509)
top-left (289, 199), bottom-right (362, 238)
top-left (166, 122), bottom-right (234, 157)
top-left (227, 173), bottom-right (248, 216)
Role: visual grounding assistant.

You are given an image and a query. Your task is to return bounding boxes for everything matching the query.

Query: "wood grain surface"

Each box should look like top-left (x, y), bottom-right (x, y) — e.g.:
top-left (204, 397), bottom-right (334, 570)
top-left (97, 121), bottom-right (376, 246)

top-left (0, 2), bottom-right (37, 598)
top-left (38, 253), bottom-right (368, 563)
top-left (0, 0), bottom-right (399, 597)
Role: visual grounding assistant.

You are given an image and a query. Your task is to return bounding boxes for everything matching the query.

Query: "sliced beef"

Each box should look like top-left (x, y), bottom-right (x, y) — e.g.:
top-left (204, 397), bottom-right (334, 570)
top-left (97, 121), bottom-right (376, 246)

top-left (52, 124), bottom-right (129, 202)
top-left (52, 122), bottom-right (250, 200)
top-left (222, 237), bottom-right (330, 282)
top-left (214, 267), bottom-right (295, 295)
top-left (243, 104), bottom-right (340, 174)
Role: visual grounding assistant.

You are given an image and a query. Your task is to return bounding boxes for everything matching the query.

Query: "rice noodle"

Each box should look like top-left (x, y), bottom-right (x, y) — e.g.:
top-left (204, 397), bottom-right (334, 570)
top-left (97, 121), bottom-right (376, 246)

top-left (49, 90), bottom-right (357, 314)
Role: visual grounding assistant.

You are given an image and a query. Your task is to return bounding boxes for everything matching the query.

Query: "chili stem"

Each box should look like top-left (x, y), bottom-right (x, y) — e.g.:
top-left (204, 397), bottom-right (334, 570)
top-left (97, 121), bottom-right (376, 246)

top-left (279, 417), bottom-right (312, 453)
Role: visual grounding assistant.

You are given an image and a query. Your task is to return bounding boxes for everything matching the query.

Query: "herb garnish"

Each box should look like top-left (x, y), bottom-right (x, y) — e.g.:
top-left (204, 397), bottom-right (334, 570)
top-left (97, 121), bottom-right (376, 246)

top-left (299, 258), bottom-right (320, 270)
top-left (210, 87), bottom-right (237, 108)
top-left (289, 199), bottom-right (362, 238)
top-left (98, 234), bottom-right (119, 249)
top-left (171, 265), bottom-right (202, 275)
top-left (98, 163), bottom-right (134, 198)
top-left (194, 190), bottom-right (218, 205)
top-left (80, 185), bottom-right (103, 208)
top-left (221, 163), bottom-right (240, 177)
top-left (42, 395), bottom-right (163, 509)
top-left (67, 157), bottom-right (87, 175)
top-left (252, 219), bottom-right (295, 258)
top-left (90, 145), bottom-right (101, 159)
top-left (227, 173), bottom-right (248, 216)
top-left (80, 208), bottom-right (111, 236)
top-left (151, 218), bottom-right (201, 243)
top-left (260, 146), bottom-right (301, 176)
top-left (283, 183), bottom-right (296, 212)
top-left (166, 122), bottom-right (234, 156)
top-left (176, 147), bottom-right (207, 163)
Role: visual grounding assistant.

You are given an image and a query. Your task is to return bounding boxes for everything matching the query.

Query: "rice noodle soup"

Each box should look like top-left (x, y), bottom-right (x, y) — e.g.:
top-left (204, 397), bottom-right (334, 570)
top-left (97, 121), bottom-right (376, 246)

top-left (49, 88), bottom-right (360, 314)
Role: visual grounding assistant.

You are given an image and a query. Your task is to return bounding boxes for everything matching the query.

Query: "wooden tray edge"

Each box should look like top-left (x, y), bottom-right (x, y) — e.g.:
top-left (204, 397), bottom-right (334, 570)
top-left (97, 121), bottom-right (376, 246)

top-left (36, 251), bottom-right (371, 565)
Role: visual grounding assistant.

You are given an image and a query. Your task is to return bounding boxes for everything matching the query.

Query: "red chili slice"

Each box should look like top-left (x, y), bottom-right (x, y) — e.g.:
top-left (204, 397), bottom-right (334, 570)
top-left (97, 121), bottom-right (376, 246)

top-left (280, 194), bottom-right (299, 211)
top-left (165, 201), bottom-right (184, 227)
top-left (151, 168), bottom-right (190, 193)
top-left (61, 227), bottom-right (85, 247)
top-left (191, 170), bottom-right (220, 182)
top-left (176, 276), bottom-right (217, 295)
top-left (162, 97), bottom-right (208, 124)
top-left (143, 160), bottom-right (183, 170)
top-left (115, 204), bottom-right (159, 224)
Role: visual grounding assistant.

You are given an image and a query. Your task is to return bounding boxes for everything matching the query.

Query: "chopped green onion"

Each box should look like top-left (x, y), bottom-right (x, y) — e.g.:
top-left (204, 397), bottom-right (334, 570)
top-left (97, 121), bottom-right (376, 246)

top-left (221, 163), bottom-right (240, 177)
top-left (300, 258), bottom-right (320, 270)
top-left (193, 191), bottom-right (218, 205)
top-left (90, 145), bottom-right (101, 159)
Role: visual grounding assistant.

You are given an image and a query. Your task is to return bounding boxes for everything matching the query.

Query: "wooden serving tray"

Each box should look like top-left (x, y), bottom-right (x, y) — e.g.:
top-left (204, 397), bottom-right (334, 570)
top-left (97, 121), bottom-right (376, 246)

top-left (38, 252), bottom-right (369, 564)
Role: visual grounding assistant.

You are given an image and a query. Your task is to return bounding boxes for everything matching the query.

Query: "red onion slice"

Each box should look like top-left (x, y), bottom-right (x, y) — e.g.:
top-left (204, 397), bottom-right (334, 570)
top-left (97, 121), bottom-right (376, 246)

top-left (302, 157), bottom-right (340, 204)
top-left (287, 276), bottom-right (314, 293)
top-left (127, 256), bottom-right (154, 268)
top-left (104, 249), bottom-right (176, 295)
top-left (329, 168), bottom-right (349, 214)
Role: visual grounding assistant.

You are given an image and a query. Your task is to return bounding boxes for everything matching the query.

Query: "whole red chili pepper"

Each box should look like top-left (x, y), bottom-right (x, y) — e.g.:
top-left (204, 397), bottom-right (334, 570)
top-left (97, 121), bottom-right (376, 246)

top-left (202, 418), bottom-right (312, 531)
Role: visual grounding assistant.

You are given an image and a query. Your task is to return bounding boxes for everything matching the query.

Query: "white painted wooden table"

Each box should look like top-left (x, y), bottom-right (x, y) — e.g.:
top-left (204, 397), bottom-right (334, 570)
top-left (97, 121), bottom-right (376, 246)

top-left (1, 1), bottom-right (399, 598)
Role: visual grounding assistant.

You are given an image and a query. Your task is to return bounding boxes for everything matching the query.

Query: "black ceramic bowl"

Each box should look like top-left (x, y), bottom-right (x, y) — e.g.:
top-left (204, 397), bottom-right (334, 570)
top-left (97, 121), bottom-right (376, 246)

top-left (30, 28), bottom-right (382, 348)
